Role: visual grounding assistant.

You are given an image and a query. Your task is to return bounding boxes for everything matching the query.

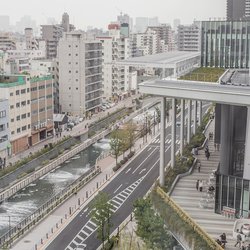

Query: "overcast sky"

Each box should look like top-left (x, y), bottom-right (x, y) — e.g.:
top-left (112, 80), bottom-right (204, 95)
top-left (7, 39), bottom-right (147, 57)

top-left (2, 0), bottom-right (226, 29)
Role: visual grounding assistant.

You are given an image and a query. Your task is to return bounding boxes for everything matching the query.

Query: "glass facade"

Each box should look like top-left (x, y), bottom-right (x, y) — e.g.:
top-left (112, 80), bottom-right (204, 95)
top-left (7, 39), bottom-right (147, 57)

top-left (201, 21), bottom-right (250, 68)
top-left (215, 173), bottom-right (250, 218)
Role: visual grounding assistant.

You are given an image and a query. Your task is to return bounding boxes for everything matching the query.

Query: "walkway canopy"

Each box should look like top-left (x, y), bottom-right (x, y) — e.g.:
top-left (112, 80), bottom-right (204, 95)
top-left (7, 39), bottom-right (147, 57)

top-left (115, 51), bottom-right (201, 77)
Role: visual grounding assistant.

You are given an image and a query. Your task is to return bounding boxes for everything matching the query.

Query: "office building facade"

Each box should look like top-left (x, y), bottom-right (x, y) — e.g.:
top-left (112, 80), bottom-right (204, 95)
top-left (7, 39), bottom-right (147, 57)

top-left (201, 20), bottom-right (250, 68)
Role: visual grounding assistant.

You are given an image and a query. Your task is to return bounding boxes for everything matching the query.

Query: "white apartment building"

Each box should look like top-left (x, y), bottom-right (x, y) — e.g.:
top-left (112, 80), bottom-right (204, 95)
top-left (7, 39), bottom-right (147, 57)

top-left (98, 24), bottom-right (131, 101)
top-left (58, 32), bottom-right (102, 116)
top-left (177, 23), bottom-right (201, 52)
top-left (0, 75), bottom-right (31, 154)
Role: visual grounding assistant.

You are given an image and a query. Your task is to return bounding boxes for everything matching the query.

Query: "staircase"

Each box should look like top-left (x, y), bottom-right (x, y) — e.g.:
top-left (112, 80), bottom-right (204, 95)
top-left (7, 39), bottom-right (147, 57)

top-left (171, 120), bottom-right (237, 249)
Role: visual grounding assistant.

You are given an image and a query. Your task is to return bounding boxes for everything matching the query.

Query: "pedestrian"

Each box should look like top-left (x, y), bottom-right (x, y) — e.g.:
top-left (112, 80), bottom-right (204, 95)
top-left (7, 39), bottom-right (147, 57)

top-left (214, 143), bottom-right (217, 151)
top-left (199, 180), bottom-right (203, 192)
top-left (235, 230), bottom-right (242, 247)
top-left (195, 147), bottom-right (198, 155)
top-left (220, 233), bottom-right (227, 248)
top-left (196, 180), bottom-right (199, 191)
top-left (206, 150), bottom-right (210, 160)
top-left (197, 160), bottom-right (201, 172)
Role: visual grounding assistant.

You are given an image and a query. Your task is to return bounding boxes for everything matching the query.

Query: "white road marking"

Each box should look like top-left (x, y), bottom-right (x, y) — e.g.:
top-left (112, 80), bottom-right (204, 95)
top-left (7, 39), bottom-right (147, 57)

top-left (125, 168), bottom-right (131, 174)
top-left (83, 208), bottom-right (88, 213)
top-left (88, 220), bottom-right (97, 228)
top-left (132, 147), bottom-right (157, 174)
top-left (139, 168), bottom-right (146, 174)
top-left (147, 147), bottom-right (151, 151)
top-left (114, 184), bottom-right (122, 194)
top-left (85, 225), bottom-right (94, 232)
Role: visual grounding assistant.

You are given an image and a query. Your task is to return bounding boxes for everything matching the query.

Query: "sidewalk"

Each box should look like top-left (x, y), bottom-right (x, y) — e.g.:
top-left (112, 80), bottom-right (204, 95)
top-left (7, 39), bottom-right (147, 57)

top-left (11, 116), bottom-right (161, 250)
top-left (7, 95), bottom-right (141, 166)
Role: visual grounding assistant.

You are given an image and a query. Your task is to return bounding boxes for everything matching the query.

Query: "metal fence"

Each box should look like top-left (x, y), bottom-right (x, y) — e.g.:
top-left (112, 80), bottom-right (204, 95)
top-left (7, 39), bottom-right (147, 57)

top-left (0, 166), bottom-right (101, 248)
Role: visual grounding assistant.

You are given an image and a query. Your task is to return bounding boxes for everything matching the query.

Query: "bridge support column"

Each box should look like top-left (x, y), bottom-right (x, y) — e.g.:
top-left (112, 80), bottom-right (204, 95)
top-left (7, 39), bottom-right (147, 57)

top-left (244, 107), bottom-right (250, 180)
top-left (198, 101), bottom-right (202, 126)
top-left (220, 104), bottom-right (232, 175)
top-left (171, 98), bottom-right (176, 168)
top-left (180, 99), bottom-right (185, 155)
top-left (160, 97), bottom-right (166, 187)
top-left (187, 100), bottom-right (192, 144)
top-left (193, 100), bottom-right (197, 134)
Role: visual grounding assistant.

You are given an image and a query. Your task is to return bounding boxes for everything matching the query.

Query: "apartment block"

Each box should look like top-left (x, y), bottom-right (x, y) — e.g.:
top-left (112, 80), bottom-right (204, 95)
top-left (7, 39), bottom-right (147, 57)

top-left (41, 25), bottom-right (63, 59)
top-left (0, 32), bottom-right (16, 51)
top-left (30, 76), bottom-right (53, 145)
top-left (177, 23), bottom-right (201, 52)
top-left (0, 99), bottom-right (10, 168)
top-left (0, 75), bottom-right (31, 154)
top-left (98, 24), bottom-right (131, 101)
top-left (58, 32), bottom-right (102, 116)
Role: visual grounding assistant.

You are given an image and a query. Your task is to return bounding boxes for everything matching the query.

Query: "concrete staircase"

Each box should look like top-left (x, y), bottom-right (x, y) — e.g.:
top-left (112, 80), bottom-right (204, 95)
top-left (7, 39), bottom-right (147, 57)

top-left (171, 120), bottom-right (237, 249)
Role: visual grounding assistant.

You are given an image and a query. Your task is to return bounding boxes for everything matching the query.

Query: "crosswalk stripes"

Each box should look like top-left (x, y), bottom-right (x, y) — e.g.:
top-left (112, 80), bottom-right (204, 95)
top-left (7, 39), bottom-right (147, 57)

top-left (65, 176), bottom-right (145, 250)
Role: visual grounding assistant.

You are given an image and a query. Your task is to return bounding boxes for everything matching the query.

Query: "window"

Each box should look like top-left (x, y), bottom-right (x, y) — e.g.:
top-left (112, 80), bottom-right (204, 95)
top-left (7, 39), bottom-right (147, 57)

top-left (69, 104), bottom-right (71, 107)
top-left (69, 70), bottom-right (71, 73)
top-left (76, 62), bottom-right (78, 65)
top-left (27, 88), bottom-right (30, 92)
top-left (27, 100), bottom-right (30, 105)
top-left (21, 114), bottom-right (26, 119)
top-left (16, 115), bottom-right (20, 121)
top-left (11, 119), bottom-right (14, 122)
top-left (16, 90), bottom-right (20, 95)
top-left (75, 45), bottom-right (78, 48)
top-left (28, 124), bottom-right (30, 129)
top-left (27, 113), bottom-right (30, 117)
top-left (69, 62), bottom-right (71, 65)
top-left (39, 108), bottom-right (45, 112)
top-left (76, 79), bottom-right (78, 82)
top-left (17, 128), bottom-right (21, 133)
top-left (22, 126), bottom-right (27, 131)
top-left (21, 101), bottom-right (26, 106)
top-left (68, 45), bottom-right (71, 48)
top-left (11, 131), bottom-right (15, 135)
top-left (39, 85), bottom-right (45, 90)
top-left (76, 70), bottom-right (78, 73)
top-left (69, 87), bottom-right (71, 90)
top-left (21, 89), bottom-right (26, 94)
top-left (0, 111), bottom-right (6, 118)
top-left (68, 53), bottom-right (71, 56)
top-left (76, 87), bottom-right (78, 90)
top-left (16, 103), bottom-right (20, 108)
top-left (10, 105), bottom-right (14, 109)
top-left (0, 124), bottom-right (5, 132)
top-left (75, 53), bottom-right (78, 56)
top-left (10, 92), bottom-right (13, 96)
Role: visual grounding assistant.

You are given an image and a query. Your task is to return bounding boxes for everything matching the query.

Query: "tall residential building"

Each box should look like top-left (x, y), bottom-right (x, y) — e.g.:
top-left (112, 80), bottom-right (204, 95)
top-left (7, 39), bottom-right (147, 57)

top-left (41, 25), bottom-right (64, 59)
top-left (98, 24), bottom-right (131, 101)
top-left (146, 24), bottom-right (174, 53)
top-left (25, 28), bottom-right (38, 50)
top-left (177, 22), bottom-right (201, 52)
top-left (201, 20), bottom-right (250, 68)
top-left (30, 76), bottom-right (53, 145)
top-left (0, 99), bottom-right (10, 168)
top-left (227, 0), bottom-right (250, 20)
top-left (58, 32), bottom-right (102, 116)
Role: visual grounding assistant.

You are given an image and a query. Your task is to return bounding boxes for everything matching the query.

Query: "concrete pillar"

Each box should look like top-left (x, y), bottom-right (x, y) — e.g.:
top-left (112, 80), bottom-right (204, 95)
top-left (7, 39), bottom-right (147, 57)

top-left (159, 97), bottom-right (166, 187)
top-left (198, 101), bottom-right (202, 126)
top-left (193, 100), bottom-right (197, 134)
top-left (244, 107), bottom-right (250, 180)
top-left (220, 104), bottom-right (232, 175)
top-left (171, 98), bottom-right (176, 168)
top-left (187, 100), bottom-right (192, 144)
top-left (180, 99), bottom-right (185, 155)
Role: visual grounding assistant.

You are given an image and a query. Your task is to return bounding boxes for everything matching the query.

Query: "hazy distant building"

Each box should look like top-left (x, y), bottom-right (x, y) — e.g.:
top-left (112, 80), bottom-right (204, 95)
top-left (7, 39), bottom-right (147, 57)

top-left (227, 0), bottom-right (250, 20)
top-left (41, 25), bottom-right (63, 59)
top-left (0, 33), bottom-right (16, 51)
top-left (177, 22), bottom-right (201, 51)
top-left (15, 16), bottom-right (37, 34)
top-left (135, 17), bottom-right (149, 33)
top-left (61, 12), bottom-right (75, 32)
top-left (58, 32), bottom-right (102, 116)
top-left (173, 19), bottom-right (181, 32)
top-left (148, 17), bottom-right (159, 26)
top-left (0, 16), bottom-right (10, 32)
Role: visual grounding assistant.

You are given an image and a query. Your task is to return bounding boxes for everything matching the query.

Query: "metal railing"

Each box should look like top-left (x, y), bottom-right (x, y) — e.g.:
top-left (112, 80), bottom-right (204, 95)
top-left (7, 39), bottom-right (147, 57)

top-left (0, 166), bottom-right (101, 248)
top-left (156, 187), bottom-right (223, 250)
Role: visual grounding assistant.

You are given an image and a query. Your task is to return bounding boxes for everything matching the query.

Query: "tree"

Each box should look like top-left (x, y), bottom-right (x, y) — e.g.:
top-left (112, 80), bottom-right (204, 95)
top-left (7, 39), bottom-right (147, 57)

top-left (133, 198), bottom-right (175, 250)
top-left (109, 129), bottom-right (124, 165)
top-left (124, 121), bottom-right (137, 153)
top-left (91, 191), bottom-right (113, 248)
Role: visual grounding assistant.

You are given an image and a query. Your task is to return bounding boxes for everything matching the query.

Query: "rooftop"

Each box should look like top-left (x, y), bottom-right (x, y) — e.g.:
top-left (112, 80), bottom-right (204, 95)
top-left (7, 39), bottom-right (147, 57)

top-left (220, 69), bottom-right (250, 86)
top-left (0, 75), bottom-right (25, 88)
top-left (115, 51), bottom-right (200, 68)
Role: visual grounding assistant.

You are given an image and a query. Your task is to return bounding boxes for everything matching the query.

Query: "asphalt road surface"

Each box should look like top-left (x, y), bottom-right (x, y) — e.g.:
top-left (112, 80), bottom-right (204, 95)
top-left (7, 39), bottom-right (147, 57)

top-left (46, 103), bottom-right (210, 250)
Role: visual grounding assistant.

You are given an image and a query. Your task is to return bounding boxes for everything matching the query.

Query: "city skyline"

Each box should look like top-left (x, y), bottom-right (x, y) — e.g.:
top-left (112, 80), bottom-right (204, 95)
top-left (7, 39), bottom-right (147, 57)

top-left (1, 0), bottom-right (226, 30)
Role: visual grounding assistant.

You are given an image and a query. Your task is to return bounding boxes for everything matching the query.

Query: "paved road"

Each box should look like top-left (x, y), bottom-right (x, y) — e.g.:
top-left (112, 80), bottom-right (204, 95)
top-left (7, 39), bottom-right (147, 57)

top-left (46, 103), bottom-right (210, 250)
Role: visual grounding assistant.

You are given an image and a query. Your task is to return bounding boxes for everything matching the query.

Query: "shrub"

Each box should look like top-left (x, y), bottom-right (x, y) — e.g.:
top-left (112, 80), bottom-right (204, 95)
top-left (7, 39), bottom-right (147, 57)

top-left (113, 163), bottom-right (122, 172)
